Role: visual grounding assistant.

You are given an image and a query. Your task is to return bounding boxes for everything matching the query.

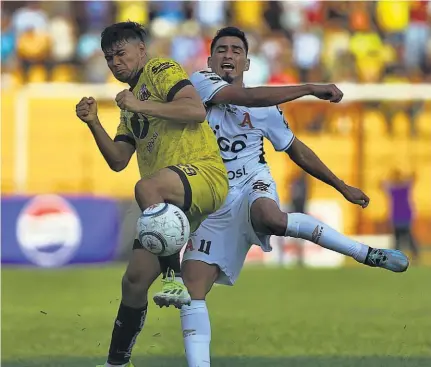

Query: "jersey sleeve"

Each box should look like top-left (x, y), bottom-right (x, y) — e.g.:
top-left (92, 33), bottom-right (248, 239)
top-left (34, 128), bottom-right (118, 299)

top-left (145, 57), bottom-right (192, 102)
top-left (263, 105), bottom-right (295, 152)
top-left (113, 111), bottom-right (136, 148)
top-left (190, 70), bottom-right (230, 106)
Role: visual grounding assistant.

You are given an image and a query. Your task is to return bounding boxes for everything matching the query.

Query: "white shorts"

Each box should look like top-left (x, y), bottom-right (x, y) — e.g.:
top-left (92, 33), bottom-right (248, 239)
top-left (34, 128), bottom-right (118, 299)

top-left (182, 167), bottom-right (279, 285)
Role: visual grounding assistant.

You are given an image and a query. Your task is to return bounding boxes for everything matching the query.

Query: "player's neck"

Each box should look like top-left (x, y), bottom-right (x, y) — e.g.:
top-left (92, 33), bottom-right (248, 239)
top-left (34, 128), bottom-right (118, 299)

top-left (128, 68), bottom-right (144, 89)
top-left (231, 76), bottom-right (244, 87)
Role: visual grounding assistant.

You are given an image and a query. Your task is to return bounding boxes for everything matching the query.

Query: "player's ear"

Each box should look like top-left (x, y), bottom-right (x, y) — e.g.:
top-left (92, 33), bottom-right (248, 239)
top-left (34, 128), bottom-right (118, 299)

top-left (245, 58), bottom-right (250, 71)
top-left (138, 42), bottom-right (146, 56)
top-left (207, 56), bottom-right (212, 69)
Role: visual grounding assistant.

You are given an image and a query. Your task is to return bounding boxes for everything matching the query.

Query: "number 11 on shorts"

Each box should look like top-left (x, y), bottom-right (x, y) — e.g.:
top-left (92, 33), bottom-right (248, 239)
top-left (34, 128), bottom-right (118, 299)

top-left (198, 240), bottom-right (211, 255)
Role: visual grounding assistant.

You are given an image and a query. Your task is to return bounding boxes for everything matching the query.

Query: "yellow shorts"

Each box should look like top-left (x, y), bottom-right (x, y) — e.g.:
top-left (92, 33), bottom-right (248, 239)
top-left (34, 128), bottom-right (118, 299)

top-left (168, 159), bottom-right (228, 232)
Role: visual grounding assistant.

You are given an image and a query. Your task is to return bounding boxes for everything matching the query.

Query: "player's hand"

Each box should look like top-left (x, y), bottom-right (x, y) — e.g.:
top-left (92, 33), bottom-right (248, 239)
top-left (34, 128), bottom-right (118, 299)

top-left (115, 90), bottom-right (142, 112)
top-left (310, 84), bottom-right (343, 103)
top-left (340, 184), bottom-right (370, 208)
top-left (76, 97), bottom-right (98, 124)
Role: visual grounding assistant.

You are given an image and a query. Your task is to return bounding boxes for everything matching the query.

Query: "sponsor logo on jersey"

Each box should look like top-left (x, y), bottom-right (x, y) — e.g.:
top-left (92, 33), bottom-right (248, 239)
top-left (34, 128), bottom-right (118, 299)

top-left (16, 194), bottom-right (82, 267)
top-left (137, 84), bottom-right (151, 101)
top-left (146, 132), bottom-right (159, 153)
top-left (213, 124), bottom-right (248, 162)
top-left (199, 70), bottom-right (222, 83)
top-left (151, 62), bottom-right (175, 75)
top-left (239, 112), bottom-right (254, 129)
top-left (227, 165), bottom-right (248, 180)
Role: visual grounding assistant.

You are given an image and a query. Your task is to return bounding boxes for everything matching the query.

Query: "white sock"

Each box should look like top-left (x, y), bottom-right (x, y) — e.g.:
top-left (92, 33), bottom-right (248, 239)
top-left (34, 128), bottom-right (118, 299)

top-left (181, 300), bottom-right (211, 367)
top-left (175, 276), bottom-right (184, 284)
top-left (105, 363), bottom-right (128, 367)
top-left (285, 213), bottom-right (369, 263)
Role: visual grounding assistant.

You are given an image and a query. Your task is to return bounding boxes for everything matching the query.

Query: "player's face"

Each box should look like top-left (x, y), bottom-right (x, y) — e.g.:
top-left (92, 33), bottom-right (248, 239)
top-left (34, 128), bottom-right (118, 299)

top-left (104, 41), bottom-right (145, 83)
top-left (208, 36), bottom-right (249, 84)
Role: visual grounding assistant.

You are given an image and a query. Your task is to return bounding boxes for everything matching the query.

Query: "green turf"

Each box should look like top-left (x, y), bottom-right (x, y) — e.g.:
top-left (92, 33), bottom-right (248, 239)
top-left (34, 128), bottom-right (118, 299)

top-left (2, 265), bottom-right (431, 367)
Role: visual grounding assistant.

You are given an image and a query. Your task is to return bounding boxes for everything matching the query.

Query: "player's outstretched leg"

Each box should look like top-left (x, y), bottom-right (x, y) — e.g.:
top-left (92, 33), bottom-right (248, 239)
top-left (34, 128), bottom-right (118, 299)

top-left (98, 248), bottom-right (160, 367)
top-left (135, 168), bottom-right (192, 309)
top-left (251, 198), bottom-right (409, 272)
top-left (180, 260), bottom-right (219, 367)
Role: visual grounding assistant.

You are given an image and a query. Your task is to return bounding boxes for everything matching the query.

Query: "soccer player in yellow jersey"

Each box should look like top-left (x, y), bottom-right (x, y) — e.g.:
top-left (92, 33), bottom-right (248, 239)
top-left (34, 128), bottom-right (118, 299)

top-left (75, 22), bottom-right (228, 367)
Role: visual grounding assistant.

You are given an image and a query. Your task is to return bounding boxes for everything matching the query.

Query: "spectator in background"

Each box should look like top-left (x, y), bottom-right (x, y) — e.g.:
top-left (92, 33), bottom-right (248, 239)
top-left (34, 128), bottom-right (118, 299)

top-left (151, 0), bottom-right (185, 23)
top-left (268, 57), bottom-right (298, 85)
top-left (12, 1), bottom-right (48, 36)
top-left (16, 26), bottom-right (51, 82)
top-left (382, 169), bottom-right (420, 263)
top-left (263, 1), bottom-right (283, 32)
top-left (116, 1), bottom-right (148, 25)
top-left (194, 0), bottom-right (226, 29)
top-left (292, 21), bottom-right (321, 82)
top-left (279, 1), bottom-right (312, 34)
top-left (242, 32), bottom-right (270, 86)
top-left (232, 0), bottom-right (264, 30)
top-left (1, 11), bottom-right (16, 73)
top-left (49, 8), bottom-right (76, 68)
top-left (375, 0), bottom-right (409, 46)
top-left (171, 21), bottom-right (205, 68)
top-left (72, 1), bottom-right (112, 34)
top-left (349, 18), bottom-right (386, 83)
top-left (321, 19), bottom-right (351, 81)
top-left (404, 0), bottom-right (430, 73)
top-left (77, 29), bottom-right (108, 83)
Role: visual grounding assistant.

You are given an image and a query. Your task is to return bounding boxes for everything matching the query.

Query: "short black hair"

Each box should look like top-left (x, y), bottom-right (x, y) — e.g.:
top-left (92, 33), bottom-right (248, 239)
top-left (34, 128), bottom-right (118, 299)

top-left (101, 21), bottom-right (147, 52)
top-left (210, 26), bottom-right (249, 55)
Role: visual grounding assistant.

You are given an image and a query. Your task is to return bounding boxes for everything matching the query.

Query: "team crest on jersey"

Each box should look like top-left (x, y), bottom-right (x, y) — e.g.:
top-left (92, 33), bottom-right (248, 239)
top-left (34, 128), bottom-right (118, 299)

top-left (239, 112), bottom-right (254, 129)
top-left (137, 84), bottom-right (151, 101)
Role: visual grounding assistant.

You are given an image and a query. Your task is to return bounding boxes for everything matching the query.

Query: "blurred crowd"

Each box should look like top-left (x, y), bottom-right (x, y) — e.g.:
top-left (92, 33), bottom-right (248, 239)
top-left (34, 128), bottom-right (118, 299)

top-left (2, 0), bottom-right (431, 85)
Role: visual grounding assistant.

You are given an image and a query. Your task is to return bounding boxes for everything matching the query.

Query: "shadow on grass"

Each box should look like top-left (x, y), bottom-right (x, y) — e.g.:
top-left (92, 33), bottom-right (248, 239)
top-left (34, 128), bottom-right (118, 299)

top-left (2, 356), bottom-right (430, 367)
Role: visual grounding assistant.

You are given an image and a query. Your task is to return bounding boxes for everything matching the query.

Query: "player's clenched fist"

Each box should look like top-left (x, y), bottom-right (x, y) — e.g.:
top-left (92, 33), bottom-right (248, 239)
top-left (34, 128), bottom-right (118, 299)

top-left (340, 183), bottom-right (370, 209)
top-left (115, 90), bottom-right (142, 112)
top-left (76, 97), bottom-right (98, 124)
top-left (310, 84), bottom-right (344, 103)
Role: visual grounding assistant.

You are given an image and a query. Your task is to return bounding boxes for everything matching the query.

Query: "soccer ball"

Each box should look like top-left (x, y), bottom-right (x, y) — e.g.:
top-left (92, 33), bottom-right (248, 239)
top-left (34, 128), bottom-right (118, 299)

top-left (136, 203), bottom-right (190, 257)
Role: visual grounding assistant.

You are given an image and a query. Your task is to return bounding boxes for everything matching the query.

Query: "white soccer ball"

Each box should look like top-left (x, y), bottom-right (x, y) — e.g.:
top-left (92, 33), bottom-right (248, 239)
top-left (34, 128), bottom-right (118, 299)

top-left (136, 203), bottom-right (190, 257)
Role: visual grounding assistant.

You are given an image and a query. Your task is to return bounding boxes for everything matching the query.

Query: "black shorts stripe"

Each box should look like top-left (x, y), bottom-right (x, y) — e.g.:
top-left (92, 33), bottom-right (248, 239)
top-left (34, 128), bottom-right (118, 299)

top-left (166, 79), bottom-right (192, 102)
top-left (114, 134), bottom-right (136, 148)
top-left (167, 165), bottom-right (192, 212)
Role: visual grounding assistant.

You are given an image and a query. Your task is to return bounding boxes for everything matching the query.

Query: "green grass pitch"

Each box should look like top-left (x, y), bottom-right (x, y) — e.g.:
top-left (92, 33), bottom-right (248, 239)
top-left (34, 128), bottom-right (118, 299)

top-left (2, 265), bottom-right (431, 367)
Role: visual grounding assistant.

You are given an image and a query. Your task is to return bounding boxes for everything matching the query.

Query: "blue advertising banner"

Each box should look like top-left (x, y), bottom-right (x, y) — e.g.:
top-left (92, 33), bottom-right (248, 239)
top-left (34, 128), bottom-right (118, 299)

top-left (1, 195), bottom-right (120, 267)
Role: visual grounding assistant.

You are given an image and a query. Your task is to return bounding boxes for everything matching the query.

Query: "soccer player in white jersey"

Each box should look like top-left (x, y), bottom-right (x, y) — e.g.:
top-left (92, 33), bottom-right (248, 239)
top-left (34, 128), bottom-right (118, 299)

top-left (176, 27), bottom-right (410, 367)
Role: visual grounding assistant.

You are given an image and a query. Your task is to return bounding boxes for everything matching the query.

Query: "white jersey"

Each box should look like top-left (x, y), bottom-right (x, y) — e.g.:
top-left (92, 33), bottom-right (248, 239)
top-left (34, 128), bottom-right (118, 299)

top-left (190, 70), bottom-right (295, 187)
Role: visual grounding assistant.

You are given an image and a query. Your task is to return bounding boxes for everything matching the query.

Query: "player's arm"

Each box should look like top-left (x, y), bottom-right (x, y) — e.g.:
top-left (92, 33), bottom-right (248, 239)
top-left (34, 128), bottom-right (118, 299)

top-left (210, 83), bottom-right (343, 107)
top-left (116, 59), bottom-right (206, 124)
top-left (76, 97), bottom-right (135, 172)
top-left (90, 120), bottom-right (135, 172)
top-left (136, 85), bottom-right (206, 124)
top-left (286, 138), bottom-right (369, 207)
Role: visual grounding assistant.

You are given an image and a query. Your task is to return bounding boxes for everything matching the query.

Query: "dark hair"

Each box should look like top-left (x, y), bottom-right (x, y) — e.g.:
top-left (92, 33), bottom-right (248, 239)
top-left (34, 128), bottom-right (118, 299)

top-left (210, 26), bottom-right (249, 55)
top-left (101, 21), bottom-right (147, 52)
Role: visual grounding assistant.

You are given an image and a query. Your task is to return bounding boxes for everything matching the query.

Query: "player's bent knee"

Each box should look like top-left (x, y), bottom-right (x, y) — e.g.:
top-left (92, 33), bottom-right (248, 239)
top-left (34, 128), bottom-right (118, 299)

top-left (122, 273), bottom-right (150, 294)
top-left (135, 178), bottom-right (160, 208)
top-left (251, 199), bottom-right (287, 236)
top-left (265, 211), bottom-right (287, 236)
